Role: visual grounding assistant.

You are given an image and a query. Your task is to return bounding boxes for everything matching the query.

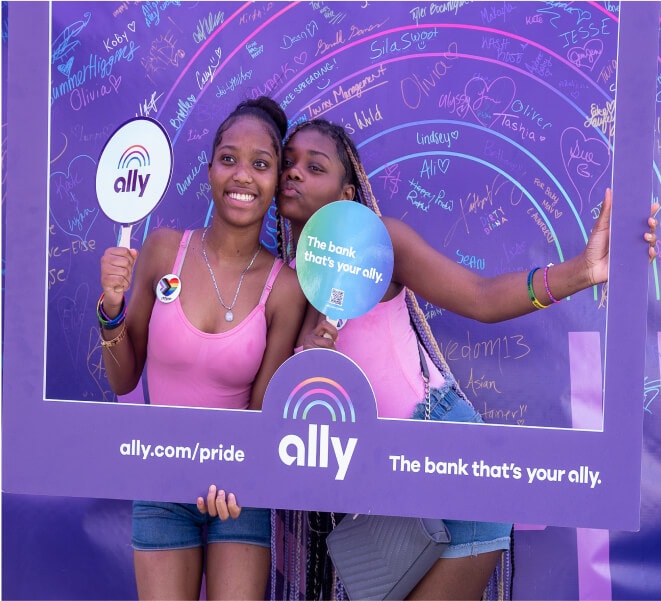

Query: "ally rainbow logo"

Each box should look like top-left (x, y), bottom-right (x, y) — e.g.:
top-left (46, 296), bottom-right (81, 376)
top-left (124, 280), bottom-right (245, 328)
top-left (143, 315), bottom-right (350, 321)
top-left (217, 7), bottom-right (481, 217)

top-left (282, 376), bottom-right (356, 423)
top-left (96, 117), bottom-right (173, 228)
top-left (117, 144), bottom-right (151, 170)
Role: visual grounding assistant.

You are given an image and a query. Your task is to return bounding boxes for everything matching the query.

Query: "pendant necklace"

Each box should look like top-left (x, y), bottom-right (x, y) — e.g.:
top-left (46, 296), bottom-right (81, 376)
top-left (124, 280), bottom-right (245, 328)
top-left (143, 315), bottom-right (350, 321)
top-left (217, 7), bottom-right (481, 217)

top-left (201, 227), bottom-right (261, 322)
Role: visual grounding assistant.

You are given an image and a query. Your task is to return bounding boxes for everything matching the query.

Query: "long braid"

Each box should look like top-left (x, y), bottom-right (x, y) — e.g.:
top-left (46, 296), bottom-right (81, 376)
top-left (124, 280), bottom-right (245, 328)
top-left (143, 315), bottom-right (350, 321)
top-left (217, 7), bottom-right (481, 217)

top-left (306, 511), bottom-right (324, 600)
top-left (275, 123), bottom-right (306, 601)
top-left (275, 207), bottom-right (294, 267)
top-left (338, 130), bottom-right (473, 406)
top-left (341, 136), bottom-right (379, 214)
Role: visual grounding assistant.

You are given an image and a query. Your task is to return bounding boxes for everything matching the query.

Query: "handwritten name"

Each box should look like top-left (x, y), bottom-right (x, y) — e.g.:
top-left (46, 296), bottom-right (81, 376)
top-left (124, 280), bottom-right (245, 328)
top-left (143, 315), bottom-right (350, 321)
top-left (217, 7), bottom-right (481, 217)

top-left (51, 44), bottom-right (139, 105)
top-left (527, 207), bottom-right (556, 243)
top-left (304, 65), bottom-right (387, 119)
top-left (169, 94), bottom-right (197, 130)
top-left (401, 42), bottom-right (459, 109)
top-left (584, 101), bottom-right (615, 139)
top-left (370, 28), bottom-right (439, 60)
top-left (438, 330), bottom-right (531, 372)
top-left (559, 18), bottom-right (610, 47)
top-left (137, 91), bottom-right (164, 118)
top-left (409, 1), bottom-right (472, 25)
top-left (142, 1), bottom-right (181, 28)
top-left (239, 2), bottom-right (274, 25)
top-left (481, 2), bottom-right (515, 24)
top-left (416, 129), bottom-right (459, 149)
top-left (281, 20), bottom-right (319, 49)
top-left (193, 10), bottom-right (225, 44)
top-left (176, 151), bottom-right (209, 195)
top-left (407, 178), bottom-right (452, 213)
top-left (70, 75), bottom-right (121, 111)
top-left (196, 47), bottom-right (223, 90)
top-left (216, 66), bottom-right (253, 98)
top-left (310, 2), bottom-right (347, 25)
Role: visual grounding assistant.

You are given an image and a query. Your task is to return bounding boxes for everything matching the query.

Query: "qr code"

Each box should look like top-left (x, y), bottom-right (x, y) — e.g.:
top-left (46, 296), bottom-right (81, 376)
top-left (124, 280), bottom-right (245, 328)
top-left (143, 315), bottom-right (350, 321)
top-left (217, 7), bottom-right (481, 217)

top-left (329, 288), bottom-right (345, 307)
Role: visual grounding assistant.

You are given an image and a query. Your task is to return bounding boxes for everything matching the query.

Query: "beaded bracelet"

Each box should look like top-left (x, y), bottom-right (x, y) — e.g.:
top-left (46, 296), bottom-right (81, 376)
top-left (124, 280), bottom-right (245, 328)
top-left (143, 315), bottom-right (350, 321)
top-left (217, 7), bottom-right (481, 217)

top-left (527, 267), bottom-right (551, 310)
top-left (543, 264), bottom-right (561, 304)
top-left (100, 322), bottom-right (127, 348)
top-left (97, 293), bottom-right (126, 330)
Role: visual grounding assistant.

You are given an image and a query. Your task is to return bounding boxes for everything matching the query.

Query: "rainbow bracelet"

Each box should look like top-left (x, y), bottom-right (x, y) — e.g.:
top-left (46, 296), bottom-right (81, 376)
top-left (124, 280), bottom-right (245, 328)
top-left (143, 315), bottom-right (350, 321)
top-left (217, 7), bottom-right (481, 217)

top-left (543, 264), bottom-right (561, 304)
top-left (527, 267), bottom-right (551, 310)
top-left (97, 293), bottom-right (126, 330)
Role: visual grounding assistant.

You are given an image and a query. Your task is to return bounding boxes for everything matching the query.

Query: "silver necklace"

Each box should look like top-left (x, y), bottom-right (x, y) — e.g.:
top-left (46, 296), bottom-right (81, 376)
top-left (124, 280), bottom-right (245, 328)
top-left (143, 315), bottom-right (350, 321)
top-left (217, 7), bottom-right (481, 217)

top-left (201, 227), bottom-right (261, 322)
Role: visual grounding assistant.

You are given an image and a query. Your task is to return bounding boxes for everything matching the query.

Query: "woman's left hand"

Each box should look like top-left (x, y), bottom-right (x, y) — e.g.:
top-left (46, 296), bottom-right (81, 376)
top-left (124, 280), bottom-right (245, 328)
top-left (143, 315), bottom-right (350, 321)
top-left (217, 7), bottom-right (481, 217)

top-left (645, 202), bottom-right (659, 262)
top-left (302, 317), bottom-right (338, 350)
top-left (196, 484), bottom-right (242, 520)
top-left (583, 189), bottom-right (612, 285)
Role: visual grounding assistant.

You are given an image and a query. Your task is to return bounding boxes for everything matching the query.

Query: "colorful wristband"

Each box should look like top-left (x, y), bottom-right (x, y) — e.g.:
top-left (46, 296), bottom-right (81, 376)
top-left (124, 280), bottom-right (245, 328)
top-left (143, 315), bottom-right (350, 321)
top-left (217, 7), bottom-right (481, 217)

top-left (527, 267), bottom-right (551, 310)
top-left (97, 293), bottom-right (126, 330)
top-left (543, 264), bottom-right (561, 304)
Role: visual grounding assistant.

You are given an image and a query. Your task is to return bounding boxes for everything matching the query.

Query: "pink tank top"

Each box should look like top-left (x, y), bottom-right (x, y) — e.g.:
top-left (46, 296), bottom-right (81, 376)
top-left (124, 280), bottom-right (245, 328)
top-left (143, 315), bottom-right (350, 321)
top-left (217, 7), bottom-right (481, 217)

top-left (335, 288), bottom-right (445, 419)
top-left (146, 230), bottom-right (283, 409)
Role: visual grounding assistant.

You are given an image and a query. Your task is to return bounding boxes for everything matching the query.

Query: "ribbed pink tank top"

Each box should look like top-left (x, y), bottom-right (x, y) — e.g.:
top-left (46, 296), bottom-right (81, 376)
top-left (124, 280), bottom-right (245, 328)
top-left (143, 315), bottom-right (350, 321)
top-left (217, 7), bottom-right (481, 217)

top-left (146, 230), bottom-right (283, 409)
top-left (335, 288), bottom-right (445, 419)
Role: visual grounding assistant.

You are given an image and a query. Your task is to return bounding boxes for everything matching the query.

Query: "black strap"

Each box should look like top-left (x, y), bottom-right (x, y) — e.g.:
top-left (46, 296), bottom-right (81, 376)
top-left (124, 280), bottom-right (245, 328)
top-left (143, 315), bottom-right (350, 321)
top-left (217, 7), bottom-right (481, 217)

top-left (417, 339), bottom-right (429, 380)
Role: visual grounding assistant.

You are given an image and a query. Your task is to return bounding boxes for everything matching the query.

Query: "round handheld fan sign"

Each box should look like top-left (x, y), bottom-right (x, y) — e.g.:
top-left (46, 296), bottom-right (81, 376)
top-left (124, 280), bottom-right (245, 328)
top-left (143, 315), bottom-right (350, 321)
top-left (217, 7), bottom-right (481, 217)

top-left (96, 116), bottom-right (173, 248)
top-left (296, 201), bottom-right (394, 324)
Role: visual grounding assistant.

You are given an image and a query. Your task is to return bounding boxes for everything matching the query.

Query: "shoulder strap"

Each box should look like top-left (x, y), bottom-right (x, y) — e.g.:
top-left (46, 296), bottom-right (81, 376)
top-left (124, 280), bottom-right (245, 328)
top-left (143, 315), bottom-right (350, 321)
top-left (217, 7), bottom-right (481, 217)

top-left (173, 230), bottom-right (194, 275)
top-left (259, 256), bottom-right (284, 305)
top-left (417, 339), bottom-right (430, 381)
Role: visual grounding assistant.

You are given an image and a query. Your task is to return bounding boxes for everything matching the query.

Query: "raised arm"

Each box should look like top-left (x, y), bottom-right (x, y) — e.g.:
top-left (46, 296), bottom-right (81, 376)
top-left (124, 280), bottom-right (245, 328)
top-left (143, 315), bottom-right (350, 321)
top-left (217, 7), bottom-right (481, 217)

top-left (388, 189), bottom-right (657, 323)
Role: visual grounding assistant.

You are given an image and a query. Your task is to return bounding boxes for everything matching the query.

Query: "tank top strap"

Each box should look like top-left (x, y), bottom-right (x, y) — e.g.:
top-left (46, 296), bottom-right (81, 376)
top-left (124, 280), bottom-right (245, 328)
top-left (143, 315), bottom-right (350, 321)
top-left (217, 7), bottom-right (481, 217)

top-left (173, 230), bottom-right (195, 275)
top-left (258, 256), bottom-right (284, 306)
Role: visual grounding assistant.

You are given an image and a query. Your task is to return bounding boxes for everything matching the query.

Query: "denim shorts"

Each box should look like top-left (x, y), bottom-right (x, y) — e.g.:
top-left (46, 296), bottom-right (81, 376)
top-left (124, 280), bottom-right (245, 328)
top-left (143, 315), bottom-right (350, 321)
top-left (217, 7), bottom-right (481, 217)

top-left (131, 501), bottom-right (271, 551)
top-left (411, 382), bottom-right (513, 558)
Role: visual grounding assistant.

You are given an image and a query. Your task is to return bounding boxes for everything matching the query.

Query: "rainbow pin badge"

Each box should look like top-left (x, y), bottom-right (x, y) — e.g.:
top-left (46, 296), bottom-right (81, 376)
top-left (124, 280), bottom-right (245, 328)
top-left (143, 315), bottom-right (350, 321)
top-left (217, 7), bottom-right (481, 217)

top-left (156, 274), bottom-right (181, 303)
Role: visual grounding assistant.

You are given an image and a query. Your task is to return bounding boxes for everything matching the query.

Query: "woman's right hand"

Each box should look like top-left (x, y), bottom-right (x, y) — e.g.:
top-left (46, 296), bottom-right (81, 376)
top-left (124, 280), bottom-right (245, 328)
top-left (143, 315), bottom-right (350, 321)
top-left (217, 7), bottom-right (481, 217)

top-left (197, 484), bottom-right (242, 520)
top-left (100, 247), bottom-right (138, 313)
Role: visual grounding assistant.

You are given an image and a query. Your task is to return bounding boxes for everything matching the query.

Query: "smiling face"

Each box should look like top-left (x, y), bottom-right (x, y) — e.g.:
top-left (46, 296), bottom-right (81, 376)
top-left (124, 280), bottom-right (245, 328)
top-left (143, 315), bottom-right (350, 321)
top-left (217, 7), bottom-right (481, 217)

top-left (208, 115), bottom-right (279, 227)
top-left (278, 127), bottom-right (356, 237)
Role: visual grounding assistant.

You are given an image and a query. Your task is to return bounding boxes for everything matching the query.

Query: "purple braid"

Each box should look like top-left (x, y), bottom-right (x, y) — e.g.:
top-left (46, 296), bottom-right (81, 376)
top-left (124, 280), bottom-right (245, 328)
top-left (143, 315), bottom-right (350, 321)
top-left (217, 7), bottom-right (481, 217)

top-left (338, 124), bottom-right (473, 405)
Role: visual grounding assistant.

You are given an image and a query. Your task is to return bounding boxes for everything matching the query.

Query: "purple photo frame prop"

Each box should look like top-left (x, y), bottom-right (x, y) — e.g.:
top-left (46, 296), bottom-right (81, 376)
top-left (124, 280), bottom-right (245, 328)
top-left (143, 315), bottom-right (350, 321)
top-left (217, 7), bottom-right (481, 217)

top-left (2, 1), bottom-right (657, 530)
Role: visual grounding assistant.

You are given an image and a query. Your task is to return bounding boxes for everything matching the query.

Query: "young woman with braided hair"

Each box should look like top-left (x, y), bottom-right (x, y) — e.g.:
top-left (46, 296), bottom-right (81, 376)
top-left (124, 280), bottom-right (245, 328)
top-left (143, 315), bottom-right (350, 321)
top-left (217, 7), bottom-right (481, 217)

top-left (273, 119), bottom-right (658, 600)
